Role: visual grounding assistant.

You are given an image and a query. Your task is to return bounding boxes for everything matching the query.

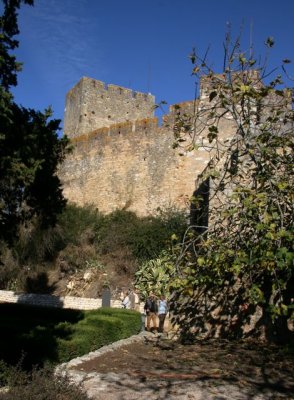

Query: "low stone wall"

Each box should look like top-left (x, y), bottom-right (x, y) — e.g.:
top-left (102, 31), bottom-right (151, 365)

top-left (0, 290), bottom-right (124, 310)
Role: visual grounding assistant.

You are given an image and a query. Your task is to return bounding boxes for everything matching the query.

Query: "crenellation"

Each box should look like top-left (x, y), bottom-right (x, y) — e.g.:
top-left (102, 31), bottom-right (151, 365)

top-left (90, 78), bottom-right (106, 91)
top-left (60, 75), bottom-right (248, 216)
top-left (107, 84), bottom-right (133, 98)
top-left (64, 77), bottom-right (155, 138)
top-left (69, 117), bottom-right (159, 148)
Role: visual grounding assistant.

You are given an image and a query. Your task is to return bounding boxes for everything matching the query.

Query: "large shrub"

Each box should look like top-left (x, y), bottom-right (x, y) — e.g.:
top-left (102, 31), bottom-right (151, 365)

top-left (57, 308), bottom-right (141, 362)
top-left (96, 208), bottom-right (187, 261)
top-left (0, 304), bottom-right (141, 369)
top-left (57, 204), bottom-right (103, 247)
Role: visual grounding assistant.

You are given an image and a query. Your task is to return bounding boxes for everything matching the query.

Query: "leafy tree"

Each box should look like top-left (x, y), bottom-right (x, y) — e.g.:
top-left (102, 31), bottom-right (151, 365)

top-left (0, 0), bottom-right (70, 243)
top-left (169, 32), bottom-right (294, 342)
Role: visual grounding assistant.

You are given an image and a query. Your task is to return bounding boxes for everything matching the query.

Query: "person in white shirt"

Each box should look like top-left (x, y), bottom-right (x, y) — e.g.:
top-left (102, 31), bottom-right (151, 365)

top-left (122, 291), bottom-right (131, 309)
top-left (158, 294), bottom-right (168, 333)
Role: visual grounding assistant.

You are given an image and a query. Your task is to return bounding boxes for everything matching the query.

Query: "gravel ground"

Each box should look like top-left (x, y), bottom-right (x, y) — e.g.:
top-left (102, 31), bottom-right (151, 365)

top-left (57, 332), bottom-right (294, 400)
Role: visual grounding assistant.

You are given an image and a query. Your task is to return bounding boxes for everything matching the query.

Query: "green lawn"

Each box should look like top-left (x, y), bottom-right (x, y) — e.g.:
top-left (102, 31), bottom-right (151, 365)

top-left (0, 303), bottom-right (141, 370)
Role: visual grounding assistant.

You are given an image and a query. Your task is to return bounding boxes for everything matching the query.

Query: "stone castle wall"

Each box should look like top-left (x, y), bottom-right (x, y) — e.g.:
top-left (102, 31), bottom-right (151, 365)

top-left (60, 76), bottom-right (237, 215)
top-left (64, 77), bottom-right (155, 138)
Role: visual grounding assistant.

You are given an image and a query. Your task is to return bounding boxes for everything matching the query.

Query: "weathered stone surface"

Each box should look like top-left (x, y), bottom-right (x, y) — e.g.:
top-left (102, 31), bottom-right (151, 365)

top-left (60, 77), bottom-right (236, 216)
top-left (64, 77), bottom-right (155, 137)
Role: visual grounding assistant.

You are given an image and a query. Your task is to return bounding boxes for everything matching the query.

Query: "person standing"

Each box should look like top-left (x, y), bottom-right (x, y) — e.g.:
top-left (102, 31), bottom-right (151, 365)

top-left (122, 291), bottom-right (130, 309)
top-left (134, 289), bottom-right (140, 311)
top-left (158, 295), bottom-right (168, 333)
top-left (129, 289), bottom-right (136, 310)
top-left (144, 293), bottom-right (158, 332)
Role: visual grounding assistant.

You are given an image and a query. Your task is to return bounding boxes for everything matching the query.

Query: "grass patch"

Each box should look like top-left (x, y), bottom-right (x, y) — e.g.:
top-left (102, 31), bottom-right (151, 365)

top-left (0, 303), bottom-right (141, 370)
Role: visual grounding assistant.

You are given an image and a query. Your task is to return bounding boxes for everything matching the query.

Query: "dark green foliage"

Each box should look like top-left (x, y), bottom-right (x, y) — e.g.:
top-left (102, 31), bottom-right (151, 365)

top-left (0, 303), bottom-right (83, 368)
top-left (56, 204), bottom-right (103, 246)
top-left (0, 0), bottom-right (34, 90)
top-left (96, 210), bottom-right (143, 255)
top-left (0, 303), bottom-right (141, 370)
top-left (129, 216), bottom-right (176, 260)
top-left (97, 208), bottom-right (187, 260)
top-left (0, 104), bottom-right (70, 242)
top-left (57, 308), bottom-right (141, 362)
top-left (0, 0), bottom-right (70, 244)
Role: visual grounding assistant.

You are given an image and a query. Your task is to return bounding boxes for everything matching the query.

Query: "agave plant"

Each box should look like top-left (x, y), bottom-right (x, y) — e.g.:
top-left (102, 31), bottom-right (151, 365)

top-left (134, 250), bottom-right (176, 299)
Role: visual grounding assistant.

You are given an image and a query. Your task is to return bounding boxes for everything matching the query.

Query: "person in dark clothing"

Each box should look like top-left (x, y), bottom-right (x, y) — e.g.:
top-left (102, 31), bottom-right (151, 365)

top-left (144, 293), bottom-right (158, 332)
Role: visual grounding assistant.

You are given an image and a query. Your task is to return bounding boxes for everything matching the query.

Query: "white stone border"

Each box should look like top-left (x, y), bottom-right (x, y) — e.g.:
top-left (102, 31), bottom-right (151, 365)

top-left (55, 332), bottom-right (147, 381)
top-left (0, 290), bottom-right (144, 311)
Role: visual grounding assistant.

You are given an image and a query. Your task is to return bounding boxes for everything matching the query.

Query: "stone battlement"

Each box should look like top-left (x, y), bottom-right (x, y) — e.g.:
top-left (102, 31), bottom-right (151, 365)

top-left (60, 73), bottom-right (261, 216)
top-left (64, 77), bottom-right (155, 138)
top-left (60, 72), bottom-right (292, 218)
top-left (71, 117), bottom-right (159, 145)
top-left (66, 77), bottom-right (154, 101)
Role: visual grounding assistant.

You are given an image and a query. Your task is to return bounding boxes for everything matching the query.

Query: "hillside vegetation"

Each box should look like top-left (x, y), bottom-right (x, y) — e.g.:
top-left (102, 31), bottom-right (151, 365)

top-left (0, 204), bottom-right (187, 298)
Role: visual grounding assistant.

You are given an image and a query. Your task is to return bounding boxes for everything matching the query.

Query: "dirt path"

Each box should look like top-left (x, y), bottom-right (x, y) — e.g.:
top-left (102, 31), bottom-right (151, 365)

top-left (65, 333), bottom-right (294, 399)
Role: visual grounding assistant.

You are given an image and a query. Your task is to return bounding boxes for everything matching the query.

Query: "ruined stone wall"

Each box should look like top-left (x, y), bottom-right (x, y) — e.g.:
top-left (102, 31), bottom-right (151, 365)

top-left (60, 77), bottom-right (237, 216)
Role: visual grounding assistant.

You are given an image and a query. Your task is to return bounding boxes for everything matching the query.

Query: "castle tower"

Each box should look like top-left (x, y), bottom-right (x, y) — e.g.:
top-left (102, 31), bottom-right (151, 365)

top-left (64, 77), bottom-right (155, 138)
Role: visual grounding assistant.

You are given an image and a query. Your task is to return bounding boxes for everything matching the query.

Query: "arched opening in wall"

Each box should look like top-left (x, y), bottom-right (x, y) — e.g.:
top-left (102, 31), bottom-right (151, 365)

top-left (190, 177), bottom-right (209, 235)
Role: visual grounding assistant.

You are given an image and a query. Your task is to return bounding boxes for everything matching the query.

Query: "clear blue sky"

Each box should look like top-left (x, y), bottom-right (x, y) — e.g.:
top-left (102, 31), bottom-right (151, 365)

top-left (6, 0), bottom-right (294, 133)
